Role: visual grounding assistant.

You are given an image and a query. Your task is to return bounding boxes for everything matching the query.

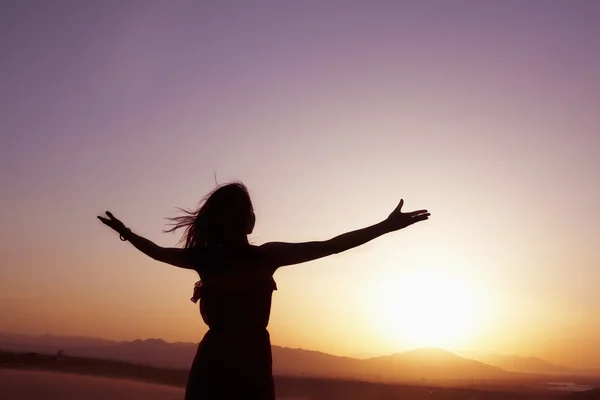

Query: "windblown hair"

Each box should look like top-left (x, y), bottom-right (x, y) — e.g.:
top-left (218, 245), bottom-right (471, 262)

top-left (164, 182), bottom-right (253, 249)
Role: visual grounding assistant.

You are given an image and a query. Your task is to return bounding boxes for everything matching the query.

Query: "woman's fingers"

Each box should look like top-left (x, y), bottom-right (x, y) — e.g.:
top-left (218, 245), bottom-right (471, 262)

top-left (105, 211), bottom-right (124, 226)
top-left (97, 214), bottom-right (120, 231)
top-left (406, 209), bottom-right (428, 216)
top-left (412, 213), bottom-right (430, 222)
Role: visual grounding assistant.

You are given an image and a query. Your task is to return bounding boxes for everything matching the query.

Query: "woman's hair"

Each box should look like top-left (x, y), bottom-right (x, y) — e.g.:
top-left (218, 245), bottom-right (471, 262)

top-left (165, 182), bottom-right (253, 249)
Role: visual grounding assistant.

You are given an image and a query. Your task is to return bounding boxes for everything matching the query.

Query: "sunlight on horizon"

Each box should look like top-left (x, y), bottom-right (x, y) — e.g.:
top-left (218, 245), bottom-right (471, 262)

top-left (366, 263), bottom-right (492, 351)
top-left (2, 0), bottom-right (600, 371)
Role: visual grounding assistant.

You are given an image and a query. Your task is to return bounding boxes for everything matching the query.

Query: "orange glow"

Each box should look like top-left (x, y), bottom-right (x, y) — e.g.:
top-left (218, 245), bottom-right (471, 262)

top-left (365, 261), bottom-right (491, 351)
top-left (2, 0), bottom-right (600, 372)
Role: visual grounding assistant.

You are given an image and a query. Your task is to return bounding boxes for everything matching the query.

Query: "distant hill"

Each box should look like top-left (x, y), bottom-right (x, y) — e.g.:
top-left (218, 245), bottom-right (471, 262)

top-left (0, 332), bottom-right (117, 351)
top-left (0, 333), bottom-right (195, 370)
top-left (365, 348), bottom-right (511, 381)
top-left (0, 332), bottom-right (579, 384)
top-left (461, 352), bottom-right (598, 377)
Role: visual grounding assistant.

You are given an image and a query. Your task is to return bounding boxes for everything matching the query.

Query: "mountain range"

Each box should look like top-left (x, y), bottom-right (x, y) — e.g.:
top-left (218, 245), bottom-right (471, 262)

top-left (1, 332), bottom-right (597, 384)
top-left (460, 352), bottom-right (595, 377)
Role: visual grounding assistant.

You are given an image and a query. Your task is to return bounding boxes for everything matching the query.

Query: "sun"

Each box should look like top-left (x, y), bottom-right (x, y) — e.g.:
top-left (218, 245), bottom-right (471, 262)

top-left (367, 267), bottom-right (486, 350)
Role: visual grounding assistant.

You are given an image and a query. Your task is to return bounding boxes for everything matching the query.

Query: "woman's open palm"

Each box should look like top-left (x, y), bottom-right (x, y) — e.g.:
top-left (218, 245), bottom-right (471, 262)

top-left (385, 199), bottom-right (430, 231)
top-left (97, 211), bottom-right (127, 235)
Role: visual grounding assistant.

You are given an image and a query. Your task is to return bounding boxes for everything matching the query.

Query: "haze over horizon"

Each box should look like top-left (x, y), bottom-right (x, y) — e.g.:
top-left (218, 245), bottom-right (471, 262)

top-left (1, 1), bottom-right (599, 370)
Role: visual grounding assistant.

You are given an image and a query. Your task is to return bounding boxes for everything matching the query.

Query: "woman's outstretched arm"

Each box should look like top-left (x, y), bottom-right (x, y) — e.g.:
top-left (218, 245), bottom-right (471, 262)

top-left (97, 211), bottom-right (194, 270)
top-left (261, 199), bottom-right (430, 268)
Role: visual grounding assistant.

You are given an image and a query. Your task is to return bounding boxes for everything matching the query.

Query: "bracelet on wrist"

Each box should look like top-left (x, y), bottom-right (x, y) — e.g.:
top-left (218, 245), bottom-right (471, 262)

top-left (119, 228), bottom-right (132, 241)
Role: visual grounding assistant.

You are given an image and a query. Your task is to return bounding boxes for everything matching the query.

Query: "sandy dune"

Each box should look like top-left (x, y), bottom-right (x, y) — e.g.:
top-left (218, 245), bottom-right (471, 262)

top-left (0, 369), bottom-right (183, 400)
top-left (0, 369), bottom-right (305, 400)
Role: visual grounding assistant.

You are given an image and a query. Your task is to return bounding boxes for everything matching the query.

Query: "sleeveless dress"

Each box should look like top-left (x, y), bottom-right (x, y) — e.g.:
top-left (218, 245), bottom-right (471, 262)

top-left (185, 245), bottom-right (277, 400)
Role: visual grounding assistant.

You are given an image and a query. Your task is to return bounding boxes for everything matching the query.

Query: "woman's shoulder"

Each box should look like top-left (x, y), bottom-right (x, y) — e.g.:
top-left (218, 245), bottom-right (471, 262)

top-left (188, 244), bottom-right (275, 275)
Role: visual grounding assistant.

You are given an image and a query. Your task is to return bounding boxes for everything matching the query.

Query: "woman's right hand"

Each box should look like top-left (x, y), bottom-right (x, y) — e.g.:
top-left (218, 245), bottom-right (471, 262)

top-left (384, 199), bottom-right (430, 232)
top-left (97, 211), bottom-right (128, 235)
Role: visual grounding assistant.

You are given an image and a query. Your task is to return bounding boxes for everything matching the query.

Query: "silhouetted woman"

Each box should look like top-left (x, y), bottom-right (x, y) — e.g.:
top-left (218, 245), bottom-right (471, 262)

top-left (98, 182), bottom-right (430, 399)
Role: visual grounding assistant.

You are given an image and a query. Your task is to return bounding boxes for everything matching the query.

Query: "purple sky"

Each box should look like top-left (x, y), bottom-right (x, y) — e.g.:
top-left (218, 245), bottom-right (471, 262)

top-left (1, 1), bottom-right (600, 368)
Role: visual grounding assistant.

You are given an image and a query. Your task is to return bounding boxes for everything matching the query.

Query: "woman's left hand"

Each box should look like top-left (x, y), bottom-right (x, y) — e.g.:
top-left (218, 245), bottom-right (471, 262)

top-left (384, 199), bottom-right (430, 232)
top-left (97, 211), bottom-right (128, 235)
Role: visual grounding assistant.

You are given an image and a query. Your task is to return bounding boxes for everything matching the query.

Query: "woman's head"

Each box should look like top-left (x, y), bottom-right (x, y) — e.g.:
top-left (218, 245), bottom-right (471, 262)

top-left (165, 182), bottom-right (255, 248)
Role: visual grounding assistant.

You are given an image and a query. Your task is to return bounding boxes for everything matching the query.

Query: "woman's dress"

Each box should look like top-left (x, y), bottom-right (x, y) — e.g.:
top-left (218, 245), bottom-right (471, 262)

top-left (184, 246), bottom-right (277, 400)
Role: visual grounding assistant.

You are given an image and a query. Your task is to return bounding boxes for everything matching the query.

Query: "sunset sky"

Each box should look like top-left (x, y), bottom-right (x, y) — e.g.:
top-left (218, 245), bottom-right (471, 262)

top-left (1, 1), bottom-right (599, 370)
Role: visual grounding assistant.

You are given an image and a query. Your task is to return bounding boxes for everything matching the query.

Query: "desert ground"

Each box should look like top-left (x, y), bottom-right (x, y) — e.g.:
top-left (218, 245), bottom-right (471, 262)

top-left (0, 369), bottom-right (184, 400)
top-left (0, 368), bottom-right (568, 400)
top-left (0, 369), bottom-right (310, 400)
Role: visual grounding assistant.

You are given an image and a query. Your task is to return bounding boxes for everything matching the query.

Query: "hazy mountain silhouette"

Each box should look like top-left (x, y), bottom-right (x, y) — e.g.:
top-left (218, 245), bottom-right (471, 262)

top-left (461, 351), bottom-right (594, 376)
top-left (2, 332), bottom-right (597, 383)
top-left (364, 348), bottom-right (512, 381)
top-left (0, 332), bottom-right (117, 350)
top-left (272, 346), bottom-right (366, 379)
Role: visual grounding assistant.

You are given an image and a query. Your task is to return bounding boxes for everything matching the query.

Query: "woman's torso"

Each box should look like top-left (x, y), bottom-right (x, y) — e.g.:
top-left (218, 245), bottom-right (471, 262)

top-left (191, 245), bottom-right (277, 334)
